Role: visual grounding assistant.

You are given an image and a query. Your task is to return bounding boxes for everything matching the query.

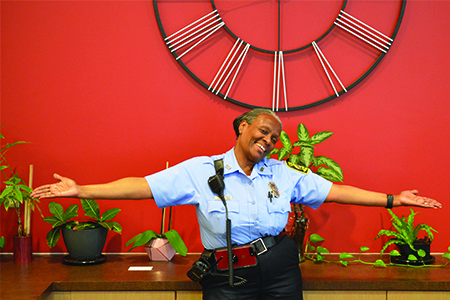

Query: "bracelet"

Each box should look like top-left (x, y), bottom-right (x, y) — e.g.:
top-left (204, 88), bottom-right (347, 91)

top-left (385, 194), bottom-right (394, 209)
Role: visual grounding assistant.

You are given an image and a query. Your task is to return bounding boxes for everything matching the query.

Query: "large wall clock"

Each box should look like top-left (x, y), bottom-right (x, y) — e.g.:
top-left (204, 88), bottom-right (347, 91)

top-left (153, 0), bottom-right (406, 111)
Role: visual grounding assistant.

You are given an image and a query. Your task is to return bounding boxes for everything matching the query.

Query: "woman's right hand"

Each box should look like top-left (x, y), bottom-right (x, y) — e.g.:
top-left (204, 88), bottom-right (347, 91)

top-left (31, 173), bottom-right (80, 199)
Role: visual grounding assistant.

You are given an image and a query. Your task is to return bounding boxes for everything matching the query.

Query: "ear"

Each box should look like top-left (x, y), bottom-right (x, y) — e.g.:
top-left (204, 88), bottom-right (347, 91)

top-left (238, 120), bottom-right (248, 135)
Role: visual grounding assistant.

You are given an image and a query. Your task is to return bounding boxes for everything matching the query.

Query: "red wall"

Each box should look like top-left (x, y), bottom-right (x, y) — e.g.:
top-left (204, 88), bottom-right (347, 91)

top-left (1, 1), bottom-right (449, 255)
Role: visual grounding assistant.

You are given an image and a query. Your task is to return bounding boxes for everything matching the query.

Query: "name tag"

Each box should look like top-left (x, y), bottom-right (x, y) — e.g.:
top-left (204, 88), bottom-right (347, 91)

top-left (214, 195), bottom-right (232, 201)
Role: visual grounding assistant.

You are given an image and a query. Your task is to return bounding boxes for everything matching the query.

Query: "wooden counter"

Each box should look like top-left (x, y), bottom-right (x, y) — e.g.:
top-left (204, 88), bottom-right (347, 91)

top-left (1, 254), bottom-right (449, 300)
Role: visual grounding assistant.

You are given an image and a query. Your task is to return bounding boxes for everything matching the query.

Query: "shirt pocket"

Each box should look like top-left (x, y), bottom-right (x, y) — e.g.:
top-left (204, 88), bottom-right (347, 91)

top-left (267, 199), bottom-right (291, 214)
top-left (267, 199), bottom-right (291, 232)
top-left (207, 200), bottom-right (240, 236)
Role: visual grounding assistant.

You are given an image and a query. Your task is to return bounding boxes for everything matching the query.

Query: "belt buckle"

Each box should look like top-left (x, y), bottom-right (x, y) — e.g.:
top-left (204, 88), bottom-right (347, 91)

top-left (250, 238), bottom-right (267, 255)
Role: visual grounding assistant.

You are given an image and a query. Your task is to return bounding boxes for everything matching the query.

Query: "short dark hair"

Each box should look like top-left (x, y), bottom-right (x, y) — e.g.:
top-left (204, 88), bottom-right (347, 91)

top-left (233, 109), bottom-right (283, 138)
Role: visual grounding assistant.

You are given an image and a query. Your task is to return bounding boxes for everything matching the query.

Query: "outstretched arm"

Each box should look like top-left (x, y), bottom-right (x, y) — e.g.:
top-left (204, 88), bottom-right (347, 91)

top-left (325, 184), bottom-right (442, 209)
top-left (31, 173), bottom-right (153, 200)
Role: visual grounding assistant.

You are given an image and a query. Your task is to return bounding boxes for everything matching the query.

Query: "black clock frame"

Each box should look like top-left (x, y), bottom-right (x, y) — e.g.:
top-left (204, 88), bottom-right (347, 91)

top-left (153, 0), bottom-right (407, 111)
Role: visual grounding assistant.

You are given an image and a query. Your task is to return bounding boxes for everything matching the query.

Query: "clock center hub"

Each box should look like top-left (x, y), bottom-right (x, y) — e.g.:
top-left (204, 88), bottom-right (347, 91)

top-left (213, 0), bottom-right (346, 52)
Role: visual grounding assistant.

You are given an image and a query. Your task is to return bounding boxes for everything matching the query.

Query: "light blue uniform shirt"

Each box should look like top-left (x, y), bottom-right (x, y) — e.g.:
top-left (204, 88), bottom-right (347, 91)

top-left (146, 148), bottom-right (332, 250)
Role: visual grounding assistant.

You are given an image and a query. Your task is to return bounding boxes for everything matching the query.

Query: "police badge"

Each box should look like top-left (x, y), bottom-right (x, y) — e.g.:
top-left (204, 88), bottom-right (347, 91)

top-left (269, 182), bottom-right (280, 198)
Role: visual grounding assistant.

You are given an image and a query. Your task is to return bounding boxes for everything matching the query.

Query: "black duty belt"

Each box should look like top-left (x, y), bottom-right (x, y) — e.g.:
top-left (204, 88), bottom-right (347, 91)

top-left (250, 230), bottom-right (286, 255)
top-left (199, 231), bottom-right (287, 272)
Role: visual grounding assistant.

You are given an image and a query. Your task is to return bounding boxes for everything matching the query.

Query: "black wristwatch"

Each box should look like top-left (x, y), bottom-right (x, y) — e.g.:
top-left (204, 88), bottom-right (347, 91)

top-left (385, 194), bottom-right (394, 209)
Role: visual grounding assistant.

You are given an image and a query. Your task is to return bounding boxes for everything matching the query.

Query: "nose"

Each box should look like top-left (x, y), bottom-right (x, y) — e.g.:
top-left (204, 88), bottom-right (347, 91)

top-left (262, 135), bottom-right (273, 148)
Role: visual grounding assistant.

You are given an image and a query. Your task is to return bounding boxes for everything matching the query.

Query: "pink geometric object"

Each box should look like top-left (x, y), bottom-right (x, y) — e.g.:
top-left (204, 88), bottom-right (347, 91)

top-left (145, 238), bottom-right (176, 261)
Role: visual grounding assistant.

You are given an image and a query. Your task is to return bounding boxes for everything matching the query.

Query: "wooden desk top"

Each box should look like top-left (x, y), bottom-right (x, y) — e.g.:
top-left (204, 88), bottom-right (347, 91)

top-left (1, 254), bottom-right (449, 300)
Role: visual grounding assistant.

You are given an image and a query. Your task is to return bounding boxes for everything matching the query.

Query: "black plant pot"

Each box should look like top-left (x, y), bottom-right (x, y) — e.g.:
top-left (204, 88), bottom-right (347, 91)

top-left (62, 226), bottom-right (108, 262)
top-left (391, 239), bottom-right (434, 265)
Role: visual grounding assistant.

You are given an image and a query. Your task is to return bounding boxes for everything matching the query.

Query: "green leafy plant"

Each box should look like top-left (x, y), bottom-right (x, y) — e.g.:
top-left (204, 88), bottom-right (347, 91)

top-left (43, 199), bottom-right (122, 248)
top-left (269, 123), bottom-right (343, 182)
top-left (375, 209), bottom-right (438, 260)
top-left (305, 233), bottom-right (387, 267)
top-left (0, 127), bottom-right (42, 237)
top-left (269, 123), bottom-right (343, 260)
top-left (305, 233), bottom-right (450, 268)
top-left (125, 207), bottom-right (188, 256)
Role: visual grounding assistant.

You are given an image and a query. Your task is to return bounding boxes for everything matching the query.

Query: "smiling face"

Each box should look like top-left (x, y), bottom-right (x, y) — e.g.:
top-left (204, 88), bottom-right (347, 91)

top-left (234, 114), bottom-right (281, 175)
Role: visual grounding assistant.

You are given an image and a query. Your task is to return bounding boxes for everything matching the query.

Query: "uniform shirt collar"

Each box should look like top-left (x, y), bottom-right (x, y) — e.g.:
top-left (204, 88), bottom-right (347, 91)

top-left (223, 148), bottom-right (273, 178)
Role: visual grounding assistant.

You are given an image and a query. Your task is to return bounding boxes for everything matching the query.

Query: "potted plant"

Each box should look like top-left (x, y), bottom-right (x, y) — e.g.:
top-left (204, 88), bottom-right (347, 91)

top-left (44, 199), bottom-right (122, 264)
top-left (304, 232), bottom-right (450, 268)
top-left (0, 127), bottom-right (42, 264)
top-left (125, 206), bottom-right (188, 261)
top-left (375, 208), bottom-right (437, 265)
top-left (269, 123), bottom-right (343, 261)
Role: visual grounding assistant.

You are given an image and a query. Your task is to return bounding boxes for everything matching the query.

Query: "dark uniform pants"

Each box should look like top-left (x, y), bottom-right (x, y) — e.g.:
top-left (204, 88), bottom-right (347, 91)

top-left (200, 235), bottom-right (303, 300)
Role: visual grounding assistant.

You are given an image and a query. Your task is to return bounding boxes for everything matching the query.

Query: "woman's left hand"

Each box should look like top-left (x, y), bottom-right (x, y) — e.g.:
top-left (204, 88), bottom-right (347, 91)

top-left (397, 190), bottom-right (442, 209)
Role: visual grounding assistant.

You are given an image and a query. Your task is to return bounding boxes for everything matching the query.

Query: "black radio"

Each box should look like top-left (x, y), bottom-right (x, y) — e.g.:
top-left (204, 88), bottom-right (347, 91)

top-left (186, 250), bottom-right (216, 282)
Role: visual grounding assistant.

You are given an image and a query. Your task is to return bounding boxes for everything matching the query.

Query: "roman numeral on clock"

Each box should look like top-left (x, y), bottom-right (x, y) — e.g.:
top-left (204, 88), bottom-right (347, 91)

top-left (209, 39), bottom-right (250, 99)
top-left (164, 10), bottom-right (224, 60)
top-left (312, 41), bottom-right (347, 97)
top-left (334, 10), bottom-right (393, 53)
top-left (272, 51), bottom-right (288, 112)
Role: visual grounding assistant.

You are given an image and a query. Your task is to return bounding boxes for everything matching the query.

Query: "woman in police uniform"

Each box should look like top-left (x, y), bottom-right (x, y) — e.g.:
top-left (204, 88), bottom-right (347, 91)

top-left (31, 109), bottom-right (442, 300)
